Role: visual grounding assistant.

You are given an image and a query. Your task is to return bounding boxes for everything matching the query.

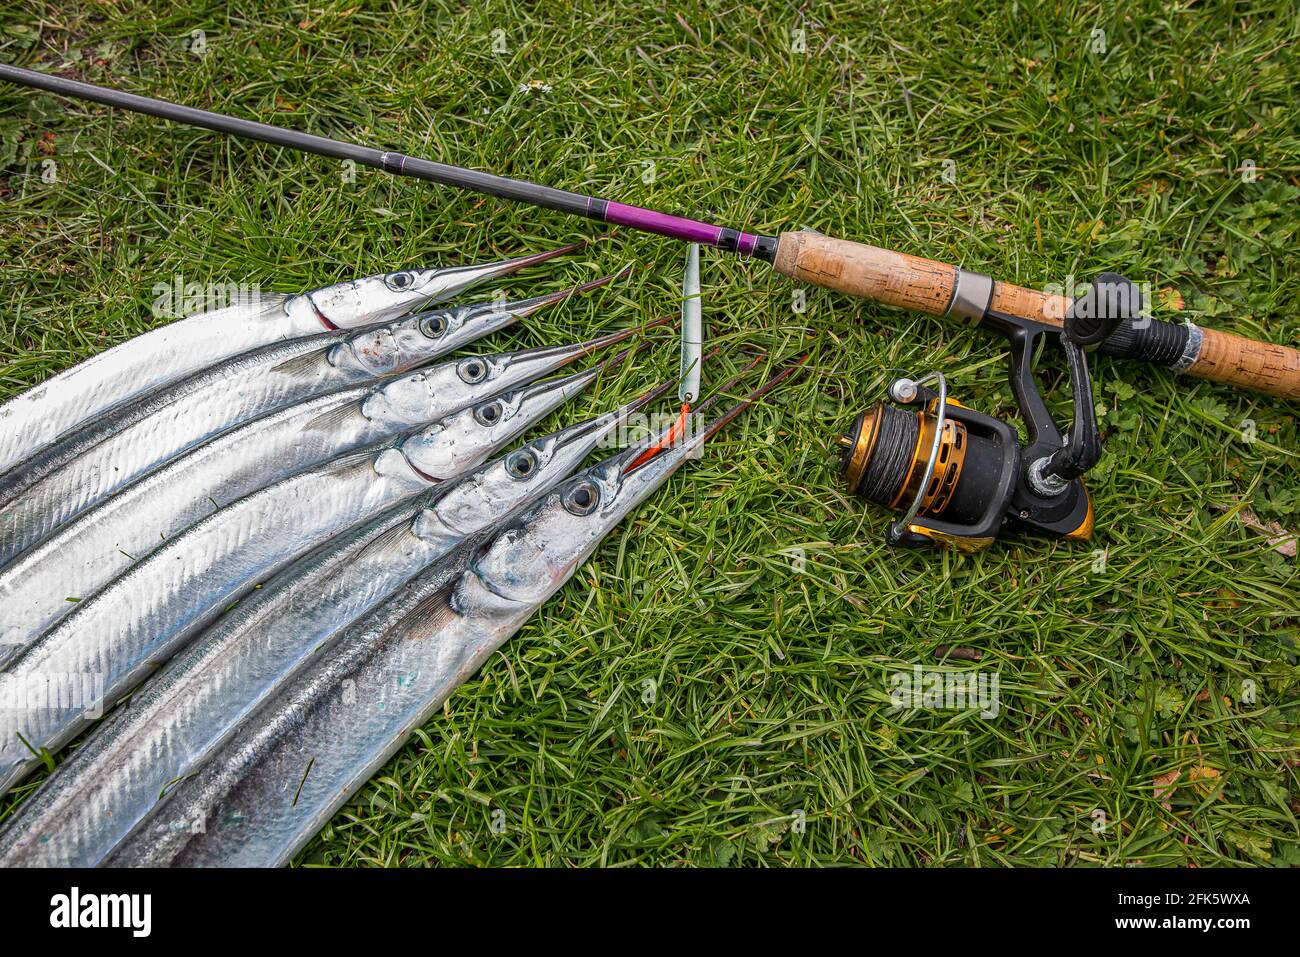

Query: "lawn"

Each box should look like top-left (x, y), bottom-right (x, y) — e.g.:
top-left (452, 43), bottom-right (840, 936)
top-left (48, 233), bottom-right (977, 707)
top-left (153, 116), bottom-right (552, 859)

top-left (0, 0), bottom-right (1296, 866)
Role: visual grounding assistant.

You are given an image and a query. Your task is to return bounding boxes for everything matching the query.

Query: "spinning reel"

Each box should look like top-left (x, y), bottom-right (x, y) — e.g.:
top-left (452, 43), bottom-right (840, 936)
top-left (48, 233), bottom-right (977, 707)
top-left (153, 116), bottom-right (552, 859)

top-left (838, 273), bottom-right (1142, 550)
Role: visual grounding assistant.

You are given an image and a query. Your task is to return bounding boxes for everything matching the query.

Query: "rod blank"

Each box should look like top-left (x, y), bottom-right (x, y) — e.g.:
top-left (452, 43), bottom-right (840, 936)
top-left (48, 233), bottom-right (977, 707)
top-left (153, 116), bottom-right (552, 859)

top-left (0, 63), bottom-right (602, 219)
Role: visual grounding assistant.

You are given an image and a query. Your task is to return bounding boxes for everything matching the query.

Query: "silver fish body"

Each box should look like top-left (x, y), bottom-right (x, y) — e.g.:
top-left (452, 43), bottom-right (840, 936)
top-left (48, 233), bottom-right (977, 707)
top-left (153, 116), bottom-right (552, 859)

top-left (0, 498), bottom-right (426, 869)
top-left (0, 314), bottom-right (634, 656)
top-left (0, 364), bottom-right (605, 793)
top-left (0, 246), bottom-right (576, 476)
top-left (0, 391), bottom-right (657, 866)
top-left (104, 419), bottom-right (707, 867)
top-left (0, 330), bottom-right (343, 566)
top-left (0, 295), bottom-right (298, 477)
top-left (0, 275), bottom-right (604, 568)
top-left (0, 389), bottom-right (367, 669)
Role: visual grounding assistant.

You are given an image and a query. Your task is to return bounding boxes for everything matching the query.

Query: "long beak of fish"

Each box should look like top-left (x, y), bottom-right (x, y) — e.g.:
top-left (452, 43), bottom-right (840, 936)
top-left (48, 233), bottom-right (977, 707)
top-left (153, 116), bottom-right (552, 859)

top-left (400, 241), bottom-right (590, 309)
top-left (622, 347), bottom-right (763, 472)
top-left (546, 375), bottom-right (678, 454)
top-left (537, 352), bottom-right (805, 538)
top-left (504, 329), bottom-right (670, 419)
top-left (412, 263), bottom-right (634, 352)
top-left (494, 314), bottom-right (672, 387)
top-left (399, 332), bottom-right (672, 483)
top-left (491, 263), bottom-right (634, 320)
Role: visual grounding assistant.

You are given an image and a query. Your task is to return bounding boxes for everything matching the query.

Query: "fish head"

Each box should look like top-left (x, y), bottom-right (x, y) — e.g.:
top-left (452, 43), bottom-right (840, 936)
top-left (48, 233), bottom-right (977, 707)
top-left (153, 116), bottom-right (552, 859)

top-left (423, 434), bottom-right (562, 538)
top-left (434, 315), bottom-right (658, 413)
top-left (334, 317), bottom-right (437, 377)
top-left (306, 272), bottom-right (644, 408)
top-left (343, 297), bottom-right (525, 379)
top-left (353, 350), bottom-right (523, 431)
top-left (301, 269), bottom-right (451, 329)
top-left (466, 356), bottom-right (805, 607)
top-left (392, 270), bottom-right (631, 378)
top-left (422, 395), bottom-right (640, 539)
top-left (329, 295), bottom-right (524, 379)
top-left (407, 264), bottom-right (632, 360)
top-left (353, 333), bottom-right (588, 434)
top-left (469, 431), bottom-right (699, 606)
top-left (402, 297), bottom-right (526, 358)
top-left (398, 368), bottom-right (593, 483)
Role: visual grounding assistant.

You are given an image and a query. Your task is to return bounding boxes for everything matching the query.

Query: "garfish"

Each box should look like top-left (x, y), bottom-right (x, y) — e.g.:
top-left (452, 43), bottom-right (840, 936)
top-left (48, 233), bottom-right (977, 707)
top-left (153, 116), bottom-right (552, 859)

top-left (0, 268), bottom-right (625, 567)
top-left (0, 344), bottom-right (659, 793)
top-left (102, 359), bottom-right (799, 867)
top-left (0, 316), bottom-right (659, 658)
top-left (0, 244), bottom-right (580, 475)
top-left (0, 379), bottom-right (673, 867)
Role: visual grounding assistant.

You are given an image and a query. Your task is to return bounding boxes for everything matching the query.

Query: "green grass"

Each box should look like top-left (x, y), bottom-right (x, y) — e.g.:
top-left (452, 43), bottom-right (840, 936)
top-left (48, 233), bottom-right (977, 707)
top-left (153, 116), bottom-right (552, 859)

top-left (0, 0), bottom-right (1296, 866)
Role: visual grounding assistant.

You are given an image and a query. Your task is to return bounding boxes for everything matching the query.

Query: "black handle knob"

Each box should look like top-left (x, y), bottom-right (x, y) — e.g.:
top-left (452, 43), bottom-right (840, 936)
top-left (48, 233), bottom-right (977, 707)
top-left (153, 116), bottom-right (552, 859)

top-left (1063, 272), bottom-right (1140, 347)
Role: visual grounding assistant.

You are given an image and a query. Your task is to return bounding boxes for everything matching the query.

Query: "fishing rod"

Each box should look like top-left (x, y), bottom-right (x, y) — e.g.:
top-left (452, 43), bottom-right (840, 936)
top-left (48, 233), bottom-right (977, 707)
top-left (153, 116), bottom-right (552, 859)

top-left (3, 63), bottom-right (1296, 550)
top-left (3, 66), bottom-right (1294, 398)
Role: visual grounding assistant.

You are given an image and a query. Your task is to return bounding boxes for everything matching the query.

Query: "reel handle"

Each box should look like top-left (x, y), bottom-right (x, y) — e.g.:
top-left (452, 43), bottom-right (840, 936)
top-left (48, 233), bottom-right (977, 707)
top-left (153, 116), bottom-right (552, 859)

top-left (772, 231), bottom-right (1300, 399)
top-left (1025, 273), bottom-right (1127, 494)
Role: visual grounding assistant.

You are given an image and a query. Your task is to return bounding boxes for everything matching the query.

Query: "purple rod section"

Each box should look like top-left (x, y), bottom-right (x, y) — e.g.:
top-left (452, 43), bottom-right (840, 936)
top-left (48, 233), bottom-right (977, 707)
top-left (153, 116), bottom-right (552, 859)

top-left (604, 202), bottom-right (761, 257)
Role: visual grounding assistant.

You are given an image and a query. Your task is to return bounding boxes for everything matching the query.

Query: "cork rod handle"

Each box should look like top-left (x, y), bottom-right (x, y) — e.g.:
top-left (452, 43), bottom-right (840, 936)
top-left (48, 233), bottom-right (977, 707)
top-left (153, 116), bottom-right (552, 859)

top-left (771, 231), bottom-right (962, 317)
top-left (772, 231), bottom-right (1300, 400)
top-left (1186, 327), bottom-right (1300, 397)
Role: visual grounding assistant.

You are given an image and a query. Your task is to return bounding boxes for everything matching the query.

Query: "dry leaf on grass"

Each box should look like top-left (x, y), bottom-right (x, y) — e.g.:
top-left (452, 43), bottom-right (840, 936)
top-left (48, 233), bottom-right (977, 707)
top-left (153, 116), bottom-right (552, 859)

top-left (1212, 504), bottom-right (1297, 557)
top-left (1154, 769), bottom-right (1181, 810)
top-left (1238, 508), bottom-right (1297, 557)
top-left (1188, 765), bottom-right (1222, 799)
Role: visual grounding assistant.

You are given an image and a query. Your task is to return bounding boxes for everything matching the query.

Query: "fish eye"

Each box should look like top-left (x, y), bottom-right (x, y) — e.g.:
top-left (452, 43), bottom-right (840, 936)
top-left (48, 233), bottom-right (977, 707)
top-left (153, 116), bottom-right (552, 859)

top-left (457, 357), bottom-right (489, 383)
top-left (473, 401), bottom-right (502, 426)
top-left (420, 314), bottom-right (448, 338)
top-left (505, 449), bottom-right (538, 479)
top-left (386, 272), bottom-right (413, 290)
top-left (563, 481), bottom-right (600, 516)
